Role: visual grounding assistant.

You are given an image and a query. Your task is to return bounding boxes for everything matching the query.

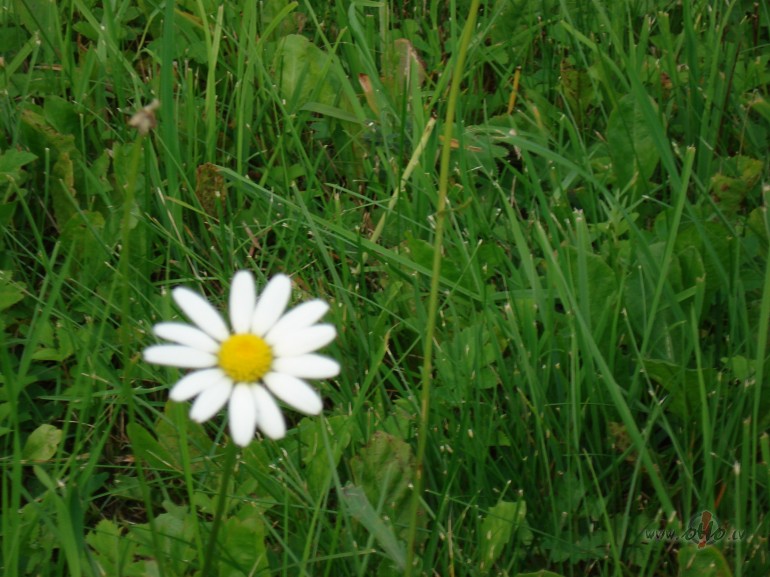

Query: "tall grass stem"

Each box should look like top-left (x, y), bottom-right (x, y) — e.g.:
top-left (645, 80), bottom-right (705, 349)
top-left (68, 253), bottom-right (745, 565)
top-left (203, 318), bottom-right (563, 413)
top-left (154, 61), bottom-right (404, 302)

top-left (404, 1), bottom-right (481, 574)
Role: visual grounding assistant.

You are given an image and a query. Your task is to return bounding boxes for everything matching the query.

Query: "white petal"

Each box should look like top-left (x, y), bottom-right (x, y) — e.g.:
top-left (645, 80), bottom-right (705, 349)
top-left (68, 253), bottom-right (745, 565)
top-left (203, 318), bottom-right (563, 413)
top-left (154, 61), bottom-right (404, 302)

top-left (251, 274), bottom-right (292, 336)
top-left (272, 354), bottom-right (340, 379)
top-left (228, 384), bottom-right (259, 446)
top-left (229, 271), bottom-right (256, 334)
top-left (153, 322), bottom-right (220, 354)
top-left (264, 300), bottom-right (330, 344)
top-left (189, 379), bottom-right (233, 423)
top-left (263, 372), bottom-right (323, 415)
top-left (170, 368), bottom-right (227, 401)
top-left (143, 345), bottom-right (217, 368)
top-left (253, 386), bottom-right (286, 439)
top-left (172, 286), bottom-right (230, 341)
top-left (271, 325), bottom-right (336, 357)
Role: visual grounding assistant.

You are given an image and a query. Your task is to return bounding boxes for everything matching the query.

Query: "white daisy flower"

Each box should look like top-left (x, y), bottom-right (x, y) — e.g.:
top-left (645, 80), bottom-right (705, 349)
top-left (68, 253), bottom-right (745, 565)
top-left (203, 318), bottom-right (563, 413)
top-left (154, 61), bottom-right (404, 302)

top-left (143, 271), bottom-right (339, 446)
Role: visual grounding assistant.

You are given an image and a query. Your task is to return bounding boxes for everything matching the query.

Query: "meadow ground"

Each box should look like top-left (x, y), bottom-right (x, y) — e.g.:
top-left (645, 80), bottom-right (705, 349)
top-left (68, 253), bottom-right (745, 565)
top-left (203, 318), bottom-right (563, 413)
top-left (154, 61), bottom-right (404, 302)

top-left (2, 0), bottom-right (770, 575)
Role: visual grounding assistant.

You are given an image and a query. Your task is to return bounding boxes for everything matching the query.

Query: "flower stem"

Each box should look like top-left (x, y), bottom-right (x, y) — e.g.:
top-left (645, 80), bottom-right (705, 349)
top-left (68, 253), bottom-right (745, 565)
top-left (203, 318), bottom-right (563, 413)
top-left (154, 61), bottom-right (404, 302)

top-left (404, 1), bottom-right (482, 574)
top-left (202, 442), bottom-right (238, 575)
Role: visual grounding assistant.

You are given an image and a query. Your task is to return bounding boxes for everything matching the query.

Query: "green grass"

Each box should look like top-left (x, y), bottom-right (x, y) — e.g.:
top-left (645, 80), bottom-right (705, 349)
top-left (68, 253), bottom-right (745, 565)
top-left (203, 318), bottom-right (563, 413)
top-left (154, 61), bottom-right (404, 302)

top-left (2, 0), bottom-right (770, 575)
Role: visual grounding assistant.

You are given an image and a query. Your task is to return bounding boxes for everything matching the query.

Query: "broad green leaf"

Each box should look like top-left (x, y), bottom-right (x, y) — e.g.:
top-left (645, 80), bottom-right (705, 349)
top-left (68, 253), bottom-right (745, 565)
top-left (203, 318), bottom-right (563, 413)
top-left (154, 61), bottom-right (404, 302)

top-left (258, 0), bottom-right (299, 38)
top-left (20, 106), bottom-right (78, 158)
top-left (746, 206), bottom-right (769, 244)
top-left (350, 431), bottom-right (413, 519)
top-left (85, 520), bottom-right (139, 576)
top-left (218, 515), bottom-right (269, 577)
top-left (722, 356), bottom-right (755, 381)
top-left (435, 321), bottom-right (503, 402)
top-left (44, 95), bottom-right (83, 141)
top-left (404, 231), bottom-right (476, 292)
top-left (51, 150), bottom-right (77, 227)
top-left (678, 545), bottom-right (733, 577)
top-left (299, 415), bottom-right (353, 499)
top-left (86, 518), bottom-right (121, 549)
top-left (380, 397), bottom-right (416, 440)
top-left (624, 241), bottom-right (684, 360)
top-left (127, 422), bottom-right (180, 473)
top-left (14, 503), bottom-right (51, 575)
top-left (19, 106), bottom-right (83, 228)
top-left (560, 59), bottom-right (595, 119)
top-left (22, 424), bottom-right (62, 461)
top-left (563, 245), bottom-right (618, 335)
top-left (29, 318), bottom-right (75, 362)
top-left (748, 93), bottom-right (770, 124)
top-left (0, 148), bottom-right (37, 181)
top-left (479, 499), bottom-right (528, 573)
top-left (341, 484), bottom-right (406, 571)
top-left (0, 270), bottom-right (26, 312)
top-left (0, 200), bottom-right (17, 230)
top-left (302, 102), bottom-right (361, 123)
top-left (12, 0), bottom-right (57, 44)
top-left (0, 24), bottom-right (28, 57)
top-left (349, 430), bottom-right (425, 555)
top-left (709, 155), bottom-right (763, 217)
top-left (130, 505), bottom-right (196, 576)
top-left (29, 467), bottom-right (84, 574)
top-left (642, 359), bottom-right (718, 425)
top-left (273, 34), bottom-right (340, 111)
top-left (607, 93), bottom-right (661, 195)
top-left (111, 142), bottom-right (145, 219)
top-left (154, 401), bottom-right (212, 474)
top-left (59, 210), bottom-right (108, 284)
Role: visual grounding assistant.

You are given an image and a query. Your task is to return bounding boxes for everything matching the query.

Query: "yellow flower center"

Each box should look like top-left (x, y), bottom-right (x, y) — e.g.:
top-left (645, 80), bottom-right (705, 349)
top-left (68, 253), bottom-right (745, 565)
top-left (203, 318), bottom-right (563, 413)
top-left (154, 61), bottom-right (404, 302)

top-left (218, 334), bottom-right (273, 382)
